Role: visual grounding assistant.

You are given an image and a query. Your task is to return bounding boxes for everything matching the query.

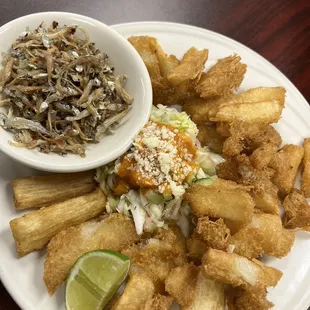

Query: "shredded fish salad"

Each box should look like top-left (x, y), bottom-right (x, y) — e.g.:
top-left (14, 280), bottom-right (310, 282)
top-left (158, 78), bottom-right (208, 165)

top-left (96, 105), bottom-right (224, 235)
top-left (0, 22), bottom-right (132, 156)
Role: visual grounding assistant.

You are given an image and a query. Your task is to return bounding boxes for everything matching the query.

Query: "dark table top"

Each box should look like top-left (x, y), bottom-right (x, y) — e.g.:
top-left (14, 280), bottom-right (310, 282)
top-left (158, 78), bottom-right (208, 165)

top-left (0, 0), bottom-right (309, 309)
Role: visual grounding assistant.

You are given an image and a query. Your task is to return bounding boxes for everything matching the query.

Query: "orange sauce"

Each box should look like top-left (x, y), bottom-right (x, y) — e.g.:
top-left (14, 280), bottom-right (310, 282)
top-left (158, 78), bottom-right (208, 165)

top-left (117, 122), bottom-right (198, 191)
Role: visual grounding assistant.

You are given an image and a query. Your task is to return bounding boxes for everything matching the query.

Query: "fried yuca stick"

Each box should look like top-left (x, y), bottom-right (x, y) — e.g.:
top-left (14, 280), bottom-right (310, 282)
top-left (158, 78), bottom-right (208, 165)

top-left (202, 249), bottom-right (282, 290)
top-left (12, 170), bottom-right (97, 210)
top-left (10, 187), bottom-right (105, 257)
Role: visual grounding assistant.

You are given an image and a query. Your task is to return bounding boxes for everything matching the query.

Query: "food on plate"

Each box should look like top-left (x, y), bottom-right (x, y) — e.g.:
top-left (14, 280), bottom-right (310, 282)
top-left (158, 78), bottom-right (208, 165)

top-left (250, 178), bottom-right (280, 215)
top-left (197, 124), bottom-right (225, 153)
top-left (229, 212), bottom-right (295, 259)
top-left (128, 36), bottom-right (163, 89)
top-left (44, 214), bottom-right (139, 295)
top-left (111, 273), bottom-right (155, 310)
top-left (165, 263), bottom-right (198, 307)
top-left (10, 187), bottom-right (105, 256)
top-left (227, 287), bottom-right (274, 310)
top-left (217, 155), bottom-right (281, 215)
top-left (302, 138), bottom-right (310, 197)
top-left (0, 22), bottom-right (132, 156)
top-left (122, 226), bottom-right (187, 293)
top-left (208, 87), bottom-right (285, 122)
top-left (96, 104), bottom-right (222, 235)
top-left (6, 34), bottom-right (310, 309)
top-left (183, 97), bottom-right (214, 124)
top-left (282, 189), bottom-right (310, 231)
top-left (202, 249), bottom-right (283, 290)
top-left (195, 54), bottom-right (247, 99)
top-left (66, 250), bottom-right (130, 310)
top-left (195, 217), bottom-right (230, 250)
top-left (165, 263), bottom-right (225, 309)
top-left (269, 144), bottom-right (304, 197)
top-left (185, 180), bottom-right (254, 232)
top-left (142, 294), bottom-right (174, 310)
top-left (12, 170), bottom-right (96, 209)
top-left (186, 234), bottom-right (208, 263)
top-left (167, 47), bottom-right (208, 86)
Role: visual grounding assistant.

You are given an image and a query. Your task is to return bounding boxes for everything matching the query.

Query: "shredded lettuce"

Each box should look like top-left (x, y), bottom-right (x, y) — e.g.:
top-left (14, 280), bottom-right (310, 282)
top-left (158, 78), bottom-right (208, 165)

top-left (150, 104), bottom-right (198, 141)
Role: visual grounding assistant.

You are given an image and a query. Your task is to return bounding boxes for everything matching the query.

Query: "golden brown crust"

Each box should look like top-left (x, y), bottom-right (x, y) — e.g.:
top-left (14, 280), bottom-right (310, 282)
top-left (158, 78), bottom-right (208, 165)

top-left (202, 249), bottom-right (282, 290)
top-left (43, 214), bottom-right (139, 295)
top-left (302, 138), bottom-right (310, 197)
top-left (283, 188), bottom-right (310, 231)
top-left (10, 188), bottom-right (106, 257)
top-left (12, 170), bottom-right (97, 210)
top-left (269, 144), bottom-right (304, 197)
top-left (195, 54), bottom-right (246, 99)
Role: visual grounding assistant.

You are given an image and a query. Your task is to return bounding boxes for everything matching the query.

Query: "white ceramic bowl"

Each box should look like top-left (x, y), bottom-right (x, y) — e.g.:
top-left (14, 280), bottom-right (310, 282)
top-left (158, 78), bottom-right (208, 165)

top-left (0, 12), bottom-right (152, 172)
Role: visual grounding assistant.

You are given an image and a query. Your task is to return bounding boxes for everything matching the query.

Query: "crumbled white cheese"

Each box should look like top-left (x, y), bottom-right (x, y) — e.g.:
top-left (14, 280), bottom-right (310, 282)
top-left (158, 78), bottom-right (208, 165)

top-left (119, 121), bottom-right (197, 194)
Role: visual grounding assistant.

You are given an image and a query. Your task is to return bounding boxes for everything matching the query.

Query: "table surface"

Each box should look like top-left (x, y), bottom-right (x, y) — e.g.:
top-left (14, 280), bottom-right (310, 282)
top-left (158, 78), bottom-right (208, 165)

top-left (0, 0), bottom-right (309, 309)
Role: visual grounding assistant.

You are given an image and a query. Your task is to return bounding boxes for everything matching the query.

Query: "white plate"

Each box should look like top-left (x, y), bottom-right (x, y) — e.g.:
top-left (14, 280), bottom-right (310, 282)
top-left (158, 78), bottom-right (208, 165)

top-left (1, 21), bottom-right (310, 310)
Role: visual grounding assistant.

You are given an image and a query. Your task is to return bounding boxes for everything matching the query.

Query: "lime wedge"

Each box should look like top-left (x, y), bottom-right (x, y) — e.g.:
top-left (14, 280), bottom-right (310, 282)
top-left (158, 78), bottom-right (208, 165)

top-left (65, 250), bottom-right (130, 310)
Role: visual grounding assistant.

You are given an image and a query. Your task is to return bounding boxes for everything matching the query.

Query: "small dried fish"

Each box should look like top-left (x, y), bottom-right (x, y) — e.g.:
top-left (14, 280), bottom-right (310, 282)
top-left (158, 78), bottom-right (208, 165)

top-left (0, 22), bottom-right (132, 156)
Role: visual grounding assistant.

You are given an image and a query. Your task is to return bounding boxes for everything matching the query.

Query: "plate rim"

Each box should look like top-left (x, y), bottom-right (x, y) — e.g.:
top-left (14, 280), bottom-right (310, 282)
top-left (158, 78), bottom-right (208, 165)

top-left (1, 20), bottom-right (310, 310)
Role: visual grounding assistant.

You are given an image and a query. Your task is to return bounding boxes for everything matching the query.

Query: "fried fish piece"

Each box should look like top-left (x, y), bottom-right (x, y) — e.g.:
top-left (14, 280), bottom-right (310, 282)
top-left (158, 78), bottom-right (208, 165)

top-left (12, 170), bottom-right (97, 210)
top-left (251, 178), bottom-right (280, 215)
top-left (122, 226), bottom-right (187, 293)
top-left (44, 214), bottom-right (139, 295)
top-left (269, 144), bottom-right (304, 197)
top-left (302, 138), bottom-right (310, 197)
top-left (10, 187), bottom-right (106, 257)
top-left (111, 273), bottom-right (155, 310)
top-left (197, 124), bottom-right (225, 153)
top-left (222, 124), bottom-right (281, 157)
top-left (229, 212), bottom-right (295, 259)
top-left (167, 47), bottom-right (208, 86)
top-left (196, 217), bottom-right (230, 250)
top-left (165, 263), bottom-right (225, 310)
top-left (186, 233), bottom-right (208, 264)
top-left (250, 143), bottom-right (279, 170)
top-left (209, 87), bottom-right (286, 124)
top-left (282, 188), bottom-right (310, 231)
top-left (185, 181), bottom-right (254, 231)
top-left (218, 156), bottom-right (280, 214)
top-left (195, 54), bottom-right (246, 99)
top-left (142, 294), bottom-right (174, 310)
top-left (165, 263), bottom-right (199, 308)
top-left (128, 36), bottom-right (163, 88)
top-left (202, 249), bottom-right (282, 290)
top-left (227, 288), bottom-right (274, 310)
top-left (148, 37), bottom-right (180, 78)
top-left (183, 97), bottom-right (215, 124)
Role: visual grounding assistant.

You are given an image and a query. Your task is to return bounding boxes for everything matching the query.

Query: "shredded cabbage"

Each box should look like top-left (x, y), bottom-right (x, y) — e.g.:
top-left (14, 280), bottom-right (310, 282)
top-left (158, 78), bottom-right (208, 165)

top-left (150, 104), bottom-right (198, 141)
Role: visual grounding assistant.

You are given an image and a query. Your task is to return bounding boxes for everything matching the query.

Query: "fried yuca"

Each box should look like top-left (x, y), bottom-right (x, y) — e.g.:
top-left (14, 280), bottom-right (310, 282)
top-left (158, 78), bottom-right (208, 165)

top-left (111, 273), bottom-right (155, 310)
top-left (165, 263), bottom-right (225, 310)
top-left (185, 180), bottom-right (254, 232)
top-left (12, 170), bottom-right (97, 210)
top-left (202, 249), bottom-right (282, 290)
top-left (10, 187), bottom-right (105, 257)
